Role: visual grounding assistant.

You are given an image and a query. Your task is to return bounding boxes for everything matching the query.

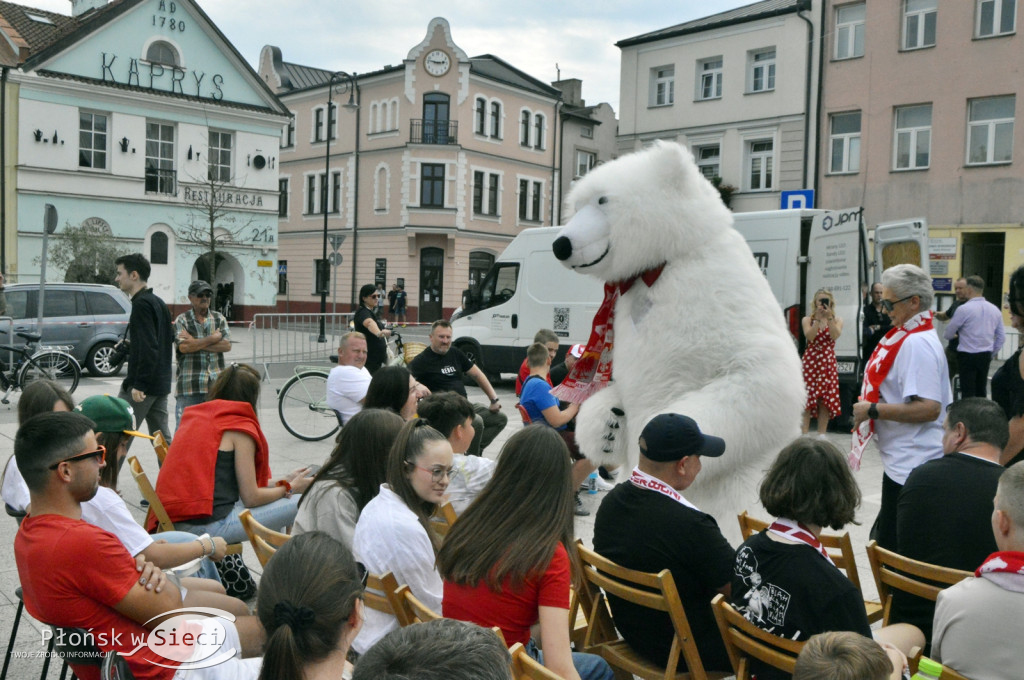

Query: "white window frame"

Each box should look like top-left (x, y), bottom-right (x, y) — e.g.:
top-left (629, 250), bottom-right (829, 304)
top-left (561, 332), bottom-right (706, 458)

top-left (374, 162), bottom-right (390, 213)
top-left (692, 143), bottom-right (721, 179)
top-left (696, 57), bottom-right (723, 101)
top-left (475, 97), bottom-right (487, 135)
top-left (516, 176), bottom-right (545, 223)
top-left (650, 65), bottom-right (675, 106)
top-left (575, 150), bottom-right (596, 178)
top-left (893, 104), bottom-right (932, 170)
top-left (745, 137), bottom-right (775, 192)
top-left (208, 130), bottom-right (232, 183)
top-left (490, 100), bottom-right (502, 140)
top-left (748, 49), bottom-right (776, 93)
top-left (966, 96), bottom-right (1015, 165)
top-left (829, 112), bottom-right (862, 174)
top-left (976, 0), bottom-right (1017, 37)
top-left (78, 111), bottom-right (108, 171)
top-left (902, 0), bottom-right (937, 50)
top-left (472, 168), bottom-right (502, 217)
top-left (312, 107), bottom-right (325, 142)
top-left (533, 113), bottom-right (546, 150)
top-left (835, 3), bottom-right (866, 60)
top-left (278, 177), bottom-right (289, 218)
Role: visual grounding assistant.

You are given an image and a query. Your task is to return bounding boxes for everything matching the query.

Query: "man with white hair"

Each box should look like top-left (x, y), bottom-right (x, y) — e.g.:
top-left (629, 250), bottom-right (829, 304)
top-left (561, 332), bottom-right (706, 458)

top-left (932, 462), bottom-right (1024, 679)
top-left (853, 264), bottom-right (952, 549)
top-left (326, 332), bottom-right (371, 425)
top-left (944, 275), bottom-right (1004, 399)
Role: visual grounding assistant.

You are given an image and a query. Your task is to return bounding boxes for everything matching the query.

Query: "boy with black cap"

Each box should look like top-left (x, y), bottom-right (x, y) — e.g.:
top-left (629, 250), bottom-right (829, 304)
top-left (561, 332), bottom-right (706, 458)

top-left (174, 279), bottom-right (232, 427)
top-left (593, 413), bottom-right (734, 672)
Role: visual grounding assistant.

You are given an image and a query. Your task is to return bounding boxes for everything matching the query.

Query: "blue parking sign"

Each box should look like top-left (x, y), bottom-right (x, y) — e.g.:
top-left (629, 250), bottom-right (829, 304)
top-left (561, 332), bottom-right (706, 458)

top-left (780, 190), bottom-right (814, 210)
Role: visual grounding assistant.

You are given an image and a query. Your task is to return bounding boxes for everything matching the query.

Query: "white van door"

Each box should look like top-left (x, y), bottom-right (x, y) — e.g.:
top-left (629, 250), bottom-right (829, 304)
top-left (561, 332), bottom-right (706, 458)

top-left (872, 217), bottom-right (930, 280)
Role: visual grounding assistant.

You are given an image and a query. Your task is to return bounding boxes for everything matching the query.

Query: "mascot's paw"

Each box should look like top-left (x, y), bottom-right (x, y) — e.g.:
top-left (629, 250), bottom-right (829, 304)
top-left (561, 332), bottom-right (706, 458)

top-left (577, 389), bottom-right (630, 467)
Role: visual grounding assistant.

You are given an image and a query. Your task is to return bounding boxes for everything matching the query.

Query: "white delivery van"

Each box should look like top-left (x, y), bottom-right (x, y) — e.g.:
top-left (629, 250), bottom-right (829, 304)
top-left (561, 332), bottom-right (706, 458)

top-left (451, 227), bottom-right (602, 378)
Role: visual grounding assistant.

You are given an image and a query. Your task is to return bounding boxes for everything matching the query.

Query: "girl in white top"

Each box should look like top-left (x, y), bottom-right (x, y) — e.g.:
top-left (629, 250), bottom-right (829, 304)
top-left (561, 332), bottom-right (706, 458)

top-left (293, 408), bottom-right (405, 547)
top-left (351, 418), bottom-right (453, 654)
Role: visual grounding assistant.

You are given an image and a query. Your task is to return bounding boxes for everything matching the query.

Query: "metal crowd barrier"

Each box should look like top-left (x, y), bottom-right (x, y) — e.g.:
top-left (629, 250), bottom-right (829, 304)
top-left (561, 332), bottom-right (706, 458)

top-left (250, 312), bottom-right (354, 379)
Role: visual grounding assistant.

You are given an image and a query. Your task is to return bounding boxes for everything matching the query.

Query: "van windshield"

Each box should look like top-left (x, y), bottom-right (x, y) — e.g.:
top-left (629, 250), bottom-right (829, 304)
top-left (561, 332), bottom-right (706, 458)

top-left (476, 263), bottom-right (520, 312)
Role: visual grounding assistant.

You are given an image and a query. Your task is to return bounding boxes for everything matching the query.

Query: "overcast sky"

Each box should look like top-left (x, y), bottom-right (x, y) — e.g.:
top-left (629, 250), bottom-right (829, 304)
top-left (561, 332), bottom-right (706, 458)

top-left (24, 0), bottom-right (754, 111)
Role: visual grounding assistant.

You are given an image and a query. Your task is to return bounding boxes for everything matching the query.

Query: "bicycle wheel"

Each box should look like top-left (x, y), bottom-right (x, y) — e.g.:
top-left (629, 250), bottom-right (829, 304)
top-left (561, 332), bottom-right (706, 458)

top-left (19, 350), bottom-right (82, 394)
top-left (277, 370), bottom-right (339, 441)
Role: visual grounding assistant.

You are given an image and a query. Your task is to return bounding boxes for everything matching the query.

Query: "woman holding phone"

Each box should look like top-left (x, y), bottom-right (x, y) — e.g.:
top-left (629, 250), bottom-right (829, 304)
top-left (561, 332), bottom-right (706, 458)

top-left (801, 288), bottom-right (843, 435)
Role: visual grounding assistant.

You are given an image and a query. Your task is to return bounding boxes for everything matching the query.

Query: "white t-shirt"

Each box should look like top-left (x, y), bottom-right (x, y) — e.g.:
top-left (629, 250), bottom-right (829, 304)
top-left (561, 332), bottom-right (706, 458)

top-left (352, 484), bottom-right (442, 654)
top-left (2, 457), bottom-right (154, 556)
top-left (875, 329), bottom-right (951, 484)
top-left (326, 364), bottom-right (372, 424)
top-left (447, 453), bottom-right (496, 515)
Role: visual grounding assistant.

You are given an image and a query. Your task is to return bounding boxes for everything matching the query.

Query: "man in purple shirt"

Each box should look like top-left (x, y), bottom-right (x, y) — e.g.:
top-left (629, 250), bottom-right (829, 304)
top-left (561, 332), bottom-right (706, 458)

top-left (944, 275), bottom-right (1005, 398)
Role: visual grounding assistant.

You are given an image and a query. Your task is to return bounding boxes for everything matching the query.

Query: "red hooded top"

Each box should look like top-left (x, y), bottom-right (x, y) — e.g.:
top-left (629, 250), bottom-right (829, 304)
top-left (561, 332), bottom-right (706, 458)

top-left (147, 399), bottom-right (270, 533)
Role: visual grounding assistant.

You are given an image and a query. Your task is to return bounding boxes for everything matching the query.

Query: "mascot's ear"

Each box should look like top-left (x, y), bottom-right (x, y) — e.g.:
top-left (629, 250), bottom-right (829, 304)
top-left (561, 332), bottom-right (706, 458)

top-left (647, 141), bottom-right (693, 192)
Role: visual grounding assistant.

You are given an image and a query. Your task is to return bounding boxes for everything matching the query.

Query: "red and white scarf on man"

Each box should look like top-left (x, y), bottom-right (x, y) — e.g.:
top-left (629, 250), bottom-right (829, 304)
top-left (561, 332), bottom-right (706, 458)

top-left (849, 311), bottom-right (935, 470)
top-left (975, 551), bottom-right (1024, 594)
top-left (628, 467), bottom-right (700, 511)
top-left (552, 264), bottom-right (665, 403)
top-left (767, 517), bottom-right (836, 568)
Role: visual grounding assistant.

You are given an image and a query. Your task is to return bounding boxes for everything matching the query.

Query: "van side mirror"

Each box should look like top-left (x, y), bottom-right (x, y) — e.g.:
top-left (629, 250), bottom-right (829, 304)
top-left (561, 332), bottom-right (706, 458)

top-left (462, 288), bottom-right (479, 313)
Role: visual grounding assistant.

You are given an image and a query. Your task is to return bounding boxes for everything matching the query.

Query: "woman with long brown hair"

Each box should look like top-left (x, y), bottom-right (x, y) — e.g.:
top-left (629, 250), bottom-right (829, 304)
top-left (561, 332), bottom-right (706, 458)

top-left (437, 425), bottom-right (613, 680)
top-left (351, 418), bottom-right (452, 655)
top-left (293, 408), bottom-right (405, 547)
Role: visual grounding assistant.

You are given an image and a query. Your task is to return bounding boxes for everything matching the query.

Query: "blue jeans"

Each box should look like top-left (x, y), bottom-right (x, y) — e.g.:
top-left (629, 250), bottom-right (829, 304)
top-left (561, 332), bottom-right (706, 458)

top-left (526, 639), bottom-right (614, 680)
top-left (174, 497), bottom-right (301, 545)
top-left (175, 393), bottom-right (207, 429)
top-left (153, 530), bottom-right (222, 583)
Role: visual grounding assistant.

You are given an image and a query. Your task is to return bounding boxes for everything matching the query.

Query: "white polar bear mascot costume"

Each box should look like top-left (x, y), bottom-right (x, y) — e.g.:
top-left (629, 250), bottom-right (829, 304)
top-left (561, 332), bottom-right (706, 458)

top-left (552, 141), bottom-right (804, 537)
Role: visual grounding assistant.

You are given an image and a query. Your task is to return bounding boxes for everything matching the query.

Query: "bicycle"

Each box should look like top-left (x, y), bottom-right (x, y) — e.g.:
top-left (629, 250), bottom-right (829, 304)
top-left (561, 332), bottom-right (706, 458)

top-left (0, 330), bottom-right (82, 404)
top-left (277, 331), bottom-right (409, 441)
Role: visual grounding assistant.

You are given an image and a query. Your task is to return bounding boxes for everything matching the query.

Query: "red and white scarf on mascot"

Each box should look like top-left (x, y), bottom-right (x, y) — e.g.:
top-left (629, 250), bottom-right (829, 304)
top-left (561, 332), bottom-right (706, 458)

top-left (628, 467), bottom-right (700, 511)
top-left (849, 311), bottom-right (934, 470)
top-left (767, 517), bottom-right (836, 568)
top-left (975, 551), bottom-right (1024, 594)
top-left (552, 264), bottom-right (665, 403)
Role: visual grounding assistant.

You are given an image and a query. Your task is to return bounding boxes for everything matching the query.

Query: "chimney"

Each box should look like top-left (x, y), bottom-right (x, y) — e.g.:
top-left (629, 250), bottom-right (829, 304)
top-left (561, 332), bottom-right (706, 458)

top-left (69, 0), bottom-right (108, 18)
top-left (552, 78), bottom-right (584, 107)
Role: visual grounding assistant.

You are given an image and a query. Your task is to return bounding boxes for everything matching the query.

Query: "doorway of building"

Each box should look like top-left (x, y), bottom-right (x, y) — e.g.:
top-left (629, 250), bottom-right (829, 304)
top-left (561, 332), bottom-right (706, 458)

top-left (423, 93), bottom-right (450, 144)
top-left (420, 247), bottom-right (444, 322)
top-left (961, 232), bottom-right (1005, 307)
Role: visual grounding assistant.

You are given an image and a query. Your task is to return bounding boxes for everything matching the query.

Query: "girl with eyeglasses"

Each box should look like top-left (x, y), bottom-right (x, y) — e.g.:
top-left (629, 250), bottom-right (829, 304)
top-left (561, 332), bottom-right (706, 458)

top-left (351, 418), bottom-right (453, 654)
top-left (257, 532), bottom-right (366, 680)
top-left (355, 283), bottom-right (392, 375)
top-left (437, 426), bottom-right (614, 680)
top-left (801, 288), bottom-right (844, 436)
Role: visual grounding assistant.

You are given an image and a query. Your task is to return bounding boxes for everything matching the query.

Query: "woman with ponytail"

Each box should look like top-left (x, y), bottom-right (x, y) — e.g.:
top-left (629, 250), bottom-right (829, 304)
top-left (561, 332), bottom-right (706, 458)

top-left (351, 418), bottom-right (453, 654)
top-left (257, 531), bottom-right (365, 680)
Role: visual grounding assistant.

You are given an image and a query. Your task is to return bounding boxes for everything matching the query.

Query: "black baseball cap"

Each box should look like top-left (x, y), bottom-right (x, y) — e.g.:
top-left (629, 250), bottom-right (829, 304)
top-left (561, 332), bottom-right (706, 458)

top-left (638, 413), bottom-right (725, 462)
top-left (188, 280), bottom-right (213, 296)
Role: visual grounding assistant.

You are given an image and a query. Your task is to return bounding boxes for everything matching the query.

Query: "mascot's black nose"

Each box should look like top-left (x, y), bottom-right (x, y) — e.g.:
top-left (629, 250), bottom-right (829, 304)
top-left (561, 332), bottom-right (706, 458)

top-left (552, 236), bottom-right (573, 261)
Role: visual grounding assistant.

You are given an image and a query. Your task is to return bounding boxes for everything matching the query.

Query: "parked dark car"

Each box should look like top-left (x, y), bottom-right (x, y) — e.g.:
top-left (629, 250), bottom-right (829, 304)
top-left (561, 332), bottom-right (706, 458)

top-left (2, 283), bottom-right (130, 377)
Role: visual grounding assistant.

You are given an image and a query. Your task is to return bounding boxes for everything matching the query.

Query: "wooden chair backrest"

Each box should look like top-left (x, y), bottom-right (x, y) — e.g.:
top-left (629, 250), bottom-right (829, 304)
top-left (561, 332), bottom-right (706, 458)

top-left (152, 431), bottom-right (169, 465)
top-left (864, 540), bottom-right (972, 625)
top-left (711, 593), bottom-right (804, 679)
top-left (737, 511), bottom-right (862, 592)
top-left (392, 583), bottom-right (442, 627)
top-left (238, 509), bottom-right (291, 568)
top-left (907, 649), bottom-right (970, 680)
top-left (515, 403), bottom-right (532, 425)
top-left (576, 543), bottom-right (709, 679)
top-left (127, 455), bottom-right (174, 533)
top-left (431, 500), bottom-right (459, 537)
top-left (364, 571), bottom-right (400, 617)
top-left (508, 642), bottom-right (562, 680)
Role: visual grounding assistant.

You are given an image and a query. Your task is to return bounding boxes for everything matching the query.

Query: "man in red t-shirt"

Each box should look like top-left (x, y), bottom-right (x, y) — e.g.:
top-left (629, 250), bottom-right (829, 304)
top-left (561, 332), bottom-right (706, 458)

top-left (13, 412), bottom-right (262, 680)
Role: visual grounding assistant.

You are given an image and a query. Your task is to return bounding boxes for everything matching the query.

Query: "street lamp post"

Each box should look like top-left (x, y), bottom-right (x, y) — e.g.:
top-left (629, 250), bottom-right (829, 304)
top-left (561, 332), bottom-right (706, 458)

top-left (318, 71), bottom-right (358, 342)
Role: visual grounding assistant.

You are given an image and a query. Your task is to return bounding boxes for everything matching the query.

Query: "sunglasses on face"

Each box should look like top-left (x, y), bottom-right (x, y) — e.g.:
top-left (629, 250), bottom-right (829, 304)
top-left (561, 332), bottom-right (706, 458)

top-left (195, 292), bottom-right (212, 299)
top-left (49, 445), bottom-right (106, 470)
top-left (413, 463), bottom-right (455, 483)
top-left (880, 295), bottom-right (916, 313)
top-left (355, 561), bottom-right (369, 589)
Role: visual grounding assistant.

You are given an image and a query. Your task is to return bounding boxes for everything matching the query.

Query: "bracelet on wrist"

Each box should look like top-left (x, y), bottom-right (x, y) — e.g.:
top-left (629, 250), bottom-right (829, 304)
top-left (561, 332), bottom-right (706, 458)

top-left (277, 479), bottom-right (293, 497)
top-left (490, 397), bottom-right (500, 404)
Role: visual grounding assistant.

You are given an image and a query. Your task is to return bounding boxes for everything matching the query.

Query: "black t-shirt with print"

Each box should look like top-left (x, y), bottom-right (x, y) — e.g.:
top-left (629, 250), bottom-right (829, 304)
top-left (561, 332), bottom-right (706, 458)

top-left (408, 346), bottom-right (474, 397)
top-left (731, 531), bottom-right (872, 680)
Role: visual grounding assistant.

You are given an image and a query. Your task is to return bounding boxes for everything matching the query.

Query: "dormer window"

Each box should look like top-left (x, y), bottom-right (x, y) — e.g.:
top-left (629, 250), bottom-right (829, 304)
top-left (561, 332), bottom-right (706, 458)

top-left (146, 41), bottom-right (180, 67)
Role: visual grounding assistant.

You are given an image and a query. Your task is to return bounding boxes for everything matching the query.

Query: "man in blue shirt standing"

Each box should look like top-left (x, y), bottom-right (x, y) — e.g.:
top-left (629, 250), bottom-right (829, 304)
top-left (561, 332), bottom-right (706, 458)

top-left (944, 275), bottom-right (1005, 398)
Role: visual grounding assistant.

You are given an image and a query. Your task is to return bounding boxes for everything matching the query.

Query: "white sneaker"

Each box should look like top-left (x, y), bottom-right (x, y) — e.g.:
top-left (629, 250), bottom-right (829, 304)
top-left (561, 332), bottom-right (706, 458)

top-left (592, 475), bottom-right (616, 491)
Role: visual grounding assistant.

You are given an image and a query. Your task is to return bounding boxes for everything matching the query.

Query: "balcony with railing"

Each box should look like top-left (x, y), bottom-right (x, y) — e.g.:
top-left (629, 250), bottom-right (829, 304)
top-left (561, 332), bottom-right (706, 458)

top-left (145, 167), bottom-right (177, 195)
top-left (410, 119), bottom-right (458, 145)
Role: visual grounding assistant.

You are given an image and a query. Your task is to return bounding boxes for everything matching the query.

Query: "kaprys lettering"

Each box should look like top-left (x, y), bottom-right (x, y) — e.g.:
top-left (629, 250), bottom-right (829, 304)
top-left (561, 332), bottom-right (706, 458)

top-left (101, 53), bottom-right (225, 100)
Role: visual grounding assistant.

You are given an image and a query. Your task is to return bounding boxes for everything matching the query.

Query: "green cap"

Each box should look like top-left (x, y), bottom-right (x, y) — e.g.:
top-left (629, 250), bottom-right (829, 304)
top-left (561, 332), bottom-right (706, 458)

top-left (75, 395), bottom-right (153, 440)
top-left (916, 658), bottom-right (943, 677)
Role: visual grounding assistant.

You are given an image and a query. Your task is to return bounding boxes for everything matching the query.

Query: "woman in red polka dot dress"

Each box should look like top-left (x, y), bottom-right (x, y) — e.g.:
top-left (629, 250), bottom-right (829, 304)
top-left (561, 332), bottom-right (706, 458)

top-left (801, 288), bottom-right (844, 435)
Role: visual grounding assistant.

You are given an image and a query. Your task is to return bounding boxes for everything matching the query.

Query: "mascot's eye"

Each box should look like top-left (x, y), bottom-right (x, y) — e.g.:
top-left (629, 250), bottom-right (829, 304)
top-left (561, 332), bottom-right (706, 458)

top-left (598, 196), bottom-right (608, 205)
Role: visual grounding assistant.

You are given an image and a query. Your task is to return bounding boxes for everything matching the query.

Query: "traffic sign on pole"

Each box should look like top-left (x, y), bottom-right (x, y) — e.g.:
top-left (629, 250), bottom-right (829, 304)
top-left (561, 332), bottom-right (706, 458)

top-left (329, 234), bottom-right (346, 252)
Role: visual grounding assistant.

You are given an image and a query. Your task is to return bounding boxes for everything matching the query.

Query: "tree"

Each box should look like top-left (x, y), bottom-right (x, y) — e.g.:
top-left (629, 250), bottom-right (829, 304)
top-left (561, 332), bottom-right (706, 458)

top-left (711, 176), bottom-right (737, 210)
top-left (41, 218), bottom-right (130, 284)
top-left (174, 169), bottom-right (258, 283)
